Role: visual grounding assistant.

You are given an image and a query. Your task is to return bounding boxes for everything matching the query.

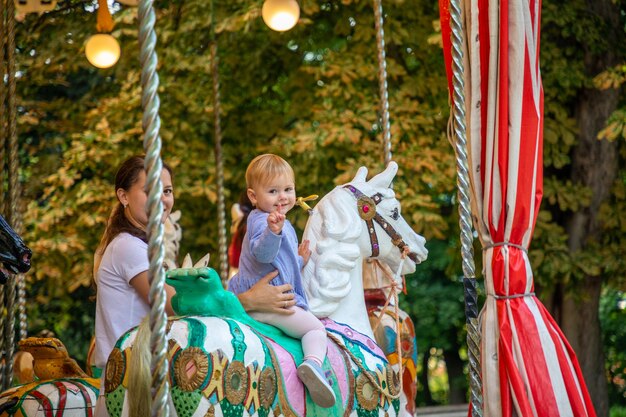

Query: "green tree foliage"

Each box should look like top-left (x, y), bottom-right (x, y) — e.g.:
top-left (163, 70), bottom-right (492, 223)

top-left (7, 0), bottom-right (625, 410)
top-left (534, 0), bottom-right (626, 412)
top-left (600, 289), bottom-right (626, 405)
top-left (535, 0), bottom-right (626, 291)
top-left (14, 0), bottom-right (455, 369)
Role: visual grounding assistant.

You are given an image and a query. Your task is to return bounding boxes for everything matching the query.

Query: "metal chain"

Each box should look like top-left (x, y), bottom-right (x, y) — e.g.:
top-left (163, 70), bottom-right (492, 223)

top-left (449, 0), bottom-right (483, 414)
top-left (210, 0), bottom-right (228, 283)
top-left (372, 0), bottom-right (392, 166)
top-left (137, 0), bottom-right (169, 415)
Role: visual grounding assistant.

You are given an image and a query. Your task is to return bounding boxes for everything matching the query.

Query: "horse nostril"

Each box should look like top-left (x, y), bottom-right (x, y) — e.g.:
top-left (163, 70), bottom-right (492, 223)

top-left (22, 251), bottom-right (31, 264)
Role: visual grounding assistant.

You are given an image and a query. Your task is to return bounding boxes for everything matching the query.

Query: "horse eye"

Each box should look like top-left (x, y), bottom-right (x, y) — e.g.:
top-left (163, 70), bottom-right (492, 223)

top-left (391, 207), bottom-right (399, 220)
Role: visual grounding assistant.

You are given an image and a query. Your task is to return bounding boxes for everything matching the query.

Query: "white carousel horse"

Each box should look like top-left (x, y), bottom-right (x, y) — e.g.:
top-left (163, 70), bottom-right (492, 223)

top-left (301, 162), bottom-right (426, 414)
top-left (302, 161), bottom-right (427, 339)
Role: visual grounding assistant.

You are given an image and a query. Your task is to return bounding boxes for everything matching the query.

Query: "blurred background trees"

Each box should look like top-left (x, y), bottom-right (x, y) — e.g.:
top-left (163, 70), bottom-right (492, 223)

top-left (7, 0), bottom-right (625, 414)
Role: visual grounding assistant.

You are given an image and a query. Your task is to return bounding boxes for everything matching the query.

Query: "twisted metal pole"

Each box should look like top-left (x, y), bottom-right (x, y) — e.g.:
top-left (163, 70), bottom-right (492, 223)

top-left (5, 0), bottom-right (27, 344)
top-left (210, 0), bottom-right (228, 283)
top-left (0, 0), bottom-right (6, 389)
top-left (448, 0), bottom-right (483, 415)
top-left (3, 0), bottom-right (23, 389)
top-left (0, 0), bottom-right (5, 218)
top-left (137, 0), bottom-right (169, 415)
top-left (372, 0), bottom-right (392, 166)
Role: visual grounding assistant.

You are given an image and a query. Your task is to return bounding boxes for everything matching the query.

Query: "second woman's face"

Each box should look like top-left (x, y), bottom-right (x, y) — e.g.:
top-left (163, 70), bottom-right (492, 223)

top-left (121, 169), bottom-right (174, 228)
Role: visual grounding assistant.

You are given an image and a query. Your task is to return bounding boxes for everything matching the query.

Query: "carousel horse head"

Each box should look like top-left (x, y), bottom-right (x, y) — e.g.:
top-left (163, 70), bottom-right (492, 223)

top-left (0, 214), bottom-right (32, 284)
top-left (302, 161), bottom-right (427, 336)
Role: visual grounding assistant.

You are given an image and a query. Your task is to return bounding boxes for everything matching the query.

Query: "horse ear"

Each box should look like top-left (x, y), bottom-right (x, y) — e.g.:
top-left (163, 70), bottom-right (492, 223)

top-left (352, 166), bottom-right (368, 183)
top-left (369, 161), bottom-right (398, 188)
top-left (193, 253), bottom-right (210, 268)
top-left (181, 254), bottom-right (193, 268)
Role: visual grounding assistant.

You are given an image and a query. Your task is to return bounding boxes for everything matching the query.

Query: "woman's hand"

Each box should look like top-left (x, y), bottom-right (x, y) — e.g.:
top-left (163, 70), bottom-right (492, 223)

top-left (237, 270), bottom-right (295, 315)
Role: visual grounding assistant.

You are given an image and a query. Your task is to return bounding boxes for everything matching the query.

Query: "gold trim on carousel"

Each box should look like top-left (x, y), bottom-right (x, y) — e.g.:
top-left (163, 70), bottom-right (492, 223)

top-left (104, 348), bottom-right (125, 394)
top-left (224, 360), bottom-right (248, 405)
top-left (203, 404), bottom-right (215, 417)
top-left (387, 366), bottom-right (401, 397)
top-left (259, 367), bottom-right (277, 409)
top-left (356, 372), bottom-right (379, 411)
top-left (357, 196), bottom-right (377, 221)
top-left (174, 347), bottom-right (210, 392)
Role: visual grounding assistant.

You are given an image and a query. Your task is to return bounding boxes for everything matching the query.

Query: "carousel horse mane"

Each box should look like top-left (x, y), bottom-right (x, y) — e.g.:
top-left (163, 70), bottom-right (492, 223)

top-left (301, 186), bottom-right (363, 317)
top-left (0, 214), bottom-right (32, 284)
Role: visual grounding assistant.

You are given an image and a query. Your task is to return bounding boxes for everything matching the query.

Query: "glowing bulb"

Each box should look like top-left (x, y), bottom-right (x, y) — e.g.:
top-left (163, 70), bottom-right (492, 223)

top-left (85, 34), bottom-right (120, 69)
top-left (262, 0), bottom-right (300, 32)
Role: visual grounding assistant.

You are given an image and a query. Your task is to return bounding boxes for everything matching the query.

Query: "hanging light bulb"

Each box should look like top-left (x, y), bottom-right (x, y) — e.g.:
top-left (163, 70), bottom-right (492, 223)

top-left (262, 0), bottom-right (300, 32)
top-left (85, 0), bottom-right (120, 69)
top-left (85, 34), bottom-right (120, 68)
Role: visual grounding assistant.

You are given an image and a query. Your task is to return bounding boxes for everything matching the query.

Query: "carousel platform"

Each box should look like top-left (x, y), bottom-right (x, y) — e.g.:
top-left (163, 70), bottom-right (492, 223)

top-left (415, 404), bottom-right (468, 417)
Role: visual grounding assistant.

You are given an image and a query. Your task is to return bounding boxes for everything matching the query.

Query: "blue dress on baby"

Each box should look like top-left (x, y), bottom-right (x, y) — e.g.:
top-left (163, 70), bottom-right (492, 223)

top-left (228, 209), bottom-right (308, 309)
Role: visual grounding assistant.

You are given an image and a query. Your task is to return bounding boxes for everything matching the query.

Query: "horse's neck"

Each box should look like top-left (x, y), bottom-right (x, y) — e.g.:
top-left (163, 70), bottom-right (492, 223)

top-left (326, 260), bottom-right (375, 340)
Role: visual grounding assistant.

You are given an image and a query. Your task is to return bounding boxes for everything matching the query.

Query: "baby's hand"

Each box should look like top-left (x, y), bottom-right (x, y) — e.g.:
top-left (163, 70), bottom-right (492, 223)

top-left (267, 211), bottom-right (285, 234)
top-left (299, 240), bottom-right (311, 266)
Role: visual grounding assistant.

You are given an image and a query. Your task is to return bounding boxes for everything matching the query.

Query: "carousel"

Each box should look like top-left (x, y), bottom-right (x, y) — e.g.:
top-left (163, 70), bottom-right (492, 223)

top-left (0, 0), bottom-right (597, 416)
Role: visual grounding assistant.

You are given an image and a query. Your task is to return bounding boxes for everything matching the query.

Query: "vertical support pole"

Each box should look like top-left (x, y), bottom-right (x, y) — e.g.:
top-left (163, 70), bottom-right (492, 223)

top-left (137, 0), bottom-right (169, 415)
top-left (448, 0), bottom-right (483, 414)
top-left (373, 0), bottom-right (392, 166)
top-left (210, 0), bottom-right (229, 283)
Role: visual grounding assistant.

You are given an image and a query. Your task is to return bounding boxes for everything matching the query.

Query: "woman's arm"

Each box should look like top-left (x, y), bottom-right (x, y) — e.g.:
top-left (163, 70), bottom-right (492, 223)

top-left (130, 271), bottom-right (176, 316)
top-left (237, 270), bottom-right (296, 315)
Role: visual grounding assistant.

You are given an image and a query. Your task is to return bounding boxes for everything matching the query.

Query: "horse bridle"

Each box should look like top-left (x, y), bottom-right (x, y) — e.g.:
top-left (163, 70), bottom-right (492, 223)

top-left (343, 185), bottom-right (419, 263)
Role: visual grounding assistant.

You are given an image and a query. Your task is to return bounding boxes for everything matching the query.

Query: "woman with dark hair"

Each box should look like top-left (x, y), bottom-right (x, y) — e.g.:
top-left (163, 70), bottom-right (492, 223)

top-left (93, 155), bottom-right (176, 416)
top-left (93, 156), bottom-right (176, 370)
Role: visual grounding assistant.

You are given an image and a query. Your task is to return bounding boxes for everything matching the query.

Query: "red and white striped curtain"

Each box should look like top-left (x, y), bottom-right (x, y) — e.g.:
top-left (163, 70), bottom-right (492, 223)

top-left (439, 0), bottom-right (597, 415)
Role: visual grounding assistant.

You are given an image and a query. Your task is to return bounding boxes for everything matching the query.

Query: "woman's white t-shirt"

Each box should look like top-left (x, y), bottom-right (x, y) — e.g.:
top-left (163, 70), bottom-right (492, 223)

top-left (94, 232), bottom-right (149, 368)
